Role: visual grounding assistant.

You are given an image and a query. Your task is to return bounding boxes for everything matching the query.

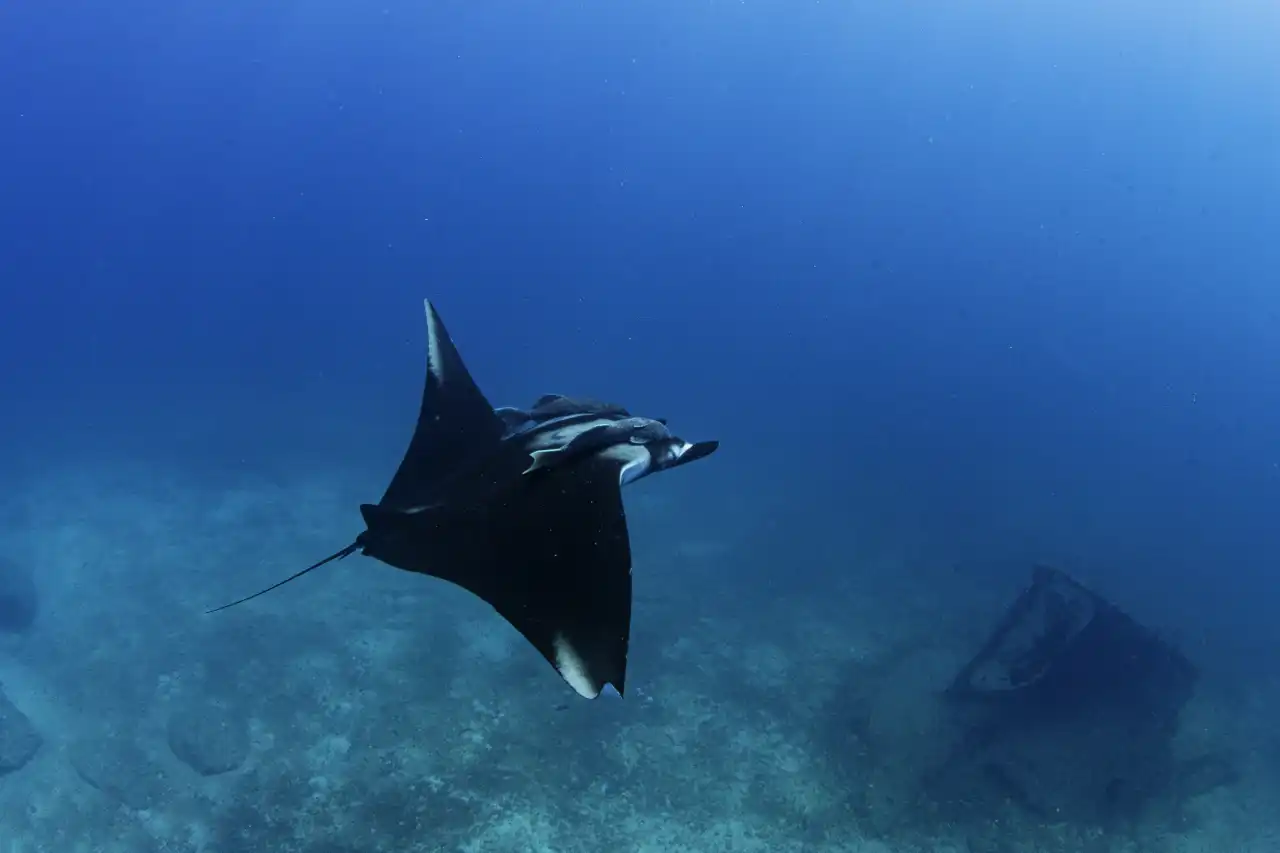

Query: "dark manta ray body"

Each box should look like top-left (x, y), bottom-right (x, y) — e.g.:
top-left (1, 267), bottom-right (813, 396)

top-left (211, 299), bottom-right (719, 699)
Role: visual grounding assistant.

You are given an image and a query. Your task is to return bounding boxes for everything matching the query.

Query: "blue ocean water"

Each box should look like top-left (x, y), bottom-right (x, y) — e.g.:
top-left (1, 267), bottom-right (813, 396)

top-left (1, 2), bottom-right (1277, 851)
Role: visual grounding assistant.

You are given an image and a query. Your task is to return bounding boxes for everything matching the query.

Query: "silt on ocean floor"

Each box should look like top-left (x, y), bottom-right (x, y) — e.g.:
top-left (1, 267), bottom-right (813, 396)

top-left (0, 462), bottom-right (1275, 853)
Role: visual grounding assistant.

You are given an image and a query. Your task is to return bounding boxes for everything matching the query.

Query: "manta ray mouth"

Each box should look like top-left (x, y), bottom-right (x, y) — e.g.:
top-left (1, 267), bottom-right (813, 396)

top-left (670, 440), bottom-right (719, 469)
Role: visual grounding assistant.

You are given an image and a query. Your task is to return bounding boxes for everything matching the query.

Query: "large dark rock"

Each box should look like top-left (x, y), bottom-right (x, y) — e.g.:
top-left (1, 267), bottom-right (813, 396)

top-left (0, 688), bottom-right (42, 775)
top-left (0, 556), bottom-right (37, 633)
top-left (167, 698), bottom-right (250, 776)
top-left (931, 565), bottom-right (1218, 826)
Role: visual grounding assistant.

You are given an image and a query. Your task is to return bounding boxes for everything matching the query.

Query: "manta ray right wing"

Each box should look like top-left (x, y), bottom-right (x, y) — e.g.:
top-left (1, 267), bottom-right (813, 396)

top-left (359, 452), bottom-right (635, 699)
top-left (379, 299), bottom-right (507, 510)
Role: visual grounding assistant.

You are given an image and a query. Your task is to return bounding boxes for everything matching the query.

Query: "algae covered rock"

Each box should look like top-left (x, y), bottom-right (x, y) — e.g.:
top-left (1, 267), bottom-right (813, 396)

top-left (167, 698), bottom-right (250, 776)
top-left (0, 688), bottom-right (41, 775)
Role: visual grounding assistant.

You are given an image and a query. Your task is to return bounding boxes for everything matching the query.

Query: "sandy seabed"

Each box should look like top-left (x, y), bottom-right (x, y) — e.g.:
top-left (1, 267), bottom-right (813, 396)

top-left (0, 460), bottom-right (1275, 853)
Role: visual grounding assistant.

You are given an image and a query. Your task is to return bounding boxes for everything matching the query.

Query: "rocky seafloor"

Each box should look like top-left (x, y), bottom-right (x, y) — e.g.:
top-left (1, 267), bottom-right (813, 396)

top-left (0, 462), bottom-right (1275, 853)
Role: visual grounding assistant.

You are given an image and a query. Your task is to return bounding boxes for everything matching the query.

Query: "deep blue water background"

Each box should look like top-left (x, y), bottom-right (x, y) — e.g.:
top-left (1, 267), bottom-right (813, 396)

top-left (2, 3), bottom-right (1278, 668)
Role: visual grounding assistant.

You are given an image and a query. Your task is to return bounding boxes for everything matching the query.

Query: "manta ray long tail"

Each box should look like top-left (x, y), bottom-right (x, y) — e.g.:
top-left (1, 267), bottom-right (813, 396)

top-left (205, 542), bottom-right (362, 614)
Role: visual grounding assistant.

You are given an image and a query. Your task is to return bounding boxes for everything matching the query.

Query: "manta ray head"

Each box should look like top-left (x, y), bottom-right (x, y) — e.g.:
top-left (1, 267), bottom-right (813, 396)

top-left (644, 435), bottom-right (719, 476)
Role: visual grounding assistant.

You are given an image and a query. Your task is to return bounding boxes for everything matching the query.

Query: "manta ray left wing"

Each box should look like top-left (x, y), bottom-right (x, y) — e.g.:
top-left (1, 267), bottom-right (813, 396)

top-left (359, 452), bottom-right (635, 699)
top-left (207, 298), bottom-right (513, 613)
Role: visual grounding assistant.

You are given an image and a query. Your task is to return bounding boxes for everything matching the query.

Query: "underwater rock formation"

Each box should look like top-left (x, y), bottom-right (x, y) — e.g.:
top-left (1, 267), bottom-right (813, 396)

top-left (0, 687), bottom-right (42, 775)
top-left (930, 565), bottom-right (1224, 826)
top-left (167, 698), bottom-right (250, 776)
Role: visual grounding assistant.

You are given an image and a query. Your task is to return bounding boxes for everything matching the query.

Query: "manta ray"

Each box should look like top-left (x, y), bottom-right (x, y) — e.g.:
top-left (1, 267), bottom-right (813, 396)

top-left (210, 299), bottom-right (719, 699)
